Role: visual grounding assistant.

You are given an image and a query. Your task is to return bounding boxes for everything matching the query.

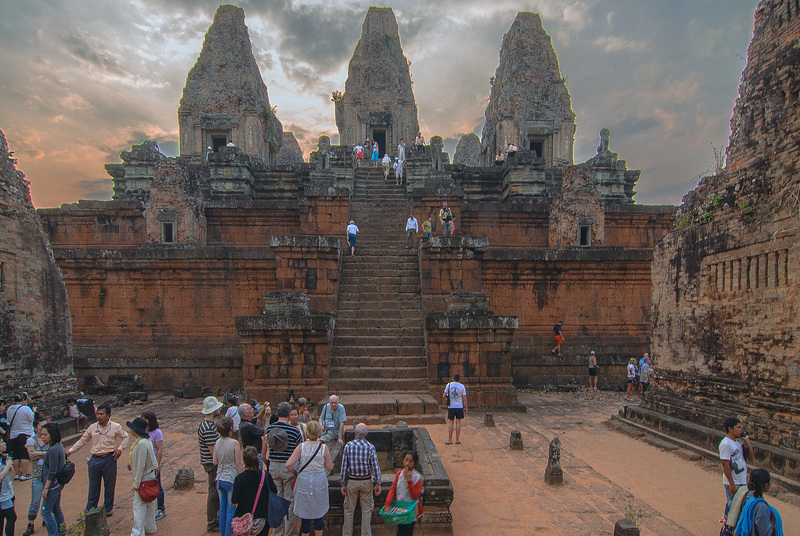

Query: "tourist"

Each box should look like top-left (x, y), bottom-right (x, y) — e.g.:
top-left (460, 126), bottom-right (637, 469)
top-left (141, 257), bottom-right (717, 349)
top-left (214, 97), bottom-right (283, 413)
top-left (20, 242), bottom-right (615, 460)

top-left (371, 140), bottom-right (379, 167)
top-left (384, 451), bottom-right (423, 536)
top-left (381, 154), bottom-right (392, 180)
top-left (239, 403), bottom-right (270, 470)
top-left (393, 157), bottom-right (403, 185)
top-left (355, 144), bottom-right (363, 167)
top-left (640, 357), bottom-right (652, 395)
top-left (0, 438), bottom-right (16, 536)
top-left (127, 417), bottom-right (158, 536)
top-left (494, 150), bottom-right (505, 165)
top-left (319, 395), bottom-right (347, 447)
top-left (297, 398), bottom-right (311, 424)
top-left (339, 423), bottom-right (381, 536)
top-left (438, 201), bottom-right (453, 237)
top-left (626, 359), bottom-right (637, 401)
top-left (551, 319), bottom-right (564, 357)
top-left (507, 143), bottom-right (517, 158)
top-left (7, 393), bottom-right (35, 481)
top-left (224, 395), bottom-right (241, 441)
top-left (286, 421), bottom-right (333, 536)
top-left (289, 405), bottom-right (306, 440)
top-left (405, 212), bottom-right (418, 249)
top-left (39, 423), bottom-right (65, 536)
top-left (347, 220), bottom-right (359, 256)
top-left (415, 132), bottom-right (424, 156)
top-left (198, 396), bottom-right (223, 532)
top-left (398, 139), bottom-right (406, 162)
top-left (67, 398), bottom-right (88, 433)
top-left (267, 402), bottom-right (303, 536)
top-left (638, 353), bottom-right (649, 395)
top-left (142, 411), bottom-right (166, 520)
top-left (734, 469), bottom-right (783, 536)
top-left (66, 403), bottom-right (129, 516)
top-left (231, 447), bottom-right (277, 536)
top-left (720, 417), bottom-right (754, 522)
top-left (588, 351), bottom-right (598, 390)
top-left (214, 417), bottom-right (243, 536)
top-left (443, 373), bottom-right (467, 445)
top-left (23, 416), bottom-right (48, 536)
top-left (0, 400), bottom-right (8, 438)
top-left (422, 215), bottom-right (432, 238)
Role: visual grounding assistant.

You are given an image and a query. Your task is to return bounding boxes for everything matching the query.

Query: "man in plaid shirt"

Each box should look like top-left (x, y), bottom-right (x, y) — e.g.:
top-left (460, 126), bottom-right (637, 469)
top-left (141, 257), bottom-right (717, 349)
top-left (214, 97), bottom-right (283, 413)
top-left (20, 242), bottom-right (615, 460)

top-left (339, 423), bottom-right (382, 536)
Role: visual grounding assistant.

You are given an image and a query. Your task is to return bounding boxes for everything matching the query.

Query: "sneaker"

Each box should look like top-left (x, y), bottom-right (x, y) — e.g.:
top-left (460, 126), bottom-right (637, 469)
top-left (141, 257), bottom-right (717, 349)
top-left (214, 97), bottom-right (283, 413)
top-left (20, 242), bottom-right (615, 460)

top-left (155, 510), bottom-right (166, 521)
top-left (20, 474), bottom-right (33, 481)
top-left (22, 523), bottom-right (34, 536)
top-left (13, 475), bottom-right (19, 480)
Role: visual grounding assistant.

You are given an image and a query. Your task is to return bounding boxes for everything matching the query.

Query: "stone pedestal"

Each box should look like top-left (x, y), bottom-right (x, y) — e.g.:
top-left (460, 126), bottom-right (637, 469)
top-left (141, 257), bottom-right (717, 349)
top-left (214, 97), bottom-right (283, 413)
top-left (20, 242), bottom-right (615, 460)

top-left (425, 292), bottom-right (519, 407)
top-left (84, 508), bottom-right (110, 536)
top-left (509, 430), bottom-right (523, 450)
top-left (173, 466), bottom-right (195, 490)
top-left (544, 436), bottom-right (563, 485)
top-left (484, 413), bottom-right (495, 427)
top-left (614, 518), bottom-right (640, 536)
top-left (236, 291), bottom-right (334, 403)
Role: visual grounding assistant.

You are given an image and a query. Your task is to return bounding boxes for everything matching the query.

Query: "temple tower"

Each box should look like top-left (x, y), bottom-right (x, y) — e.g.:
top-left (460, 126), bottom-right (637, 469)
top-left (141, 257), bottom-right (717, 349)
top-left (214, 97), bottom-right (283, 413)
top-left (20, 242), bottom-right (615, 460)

top-left (480, 12), bottom-right (576, 168)
top-left (335, 7), bottom-right (419, 157)
top-left (178, 5), bottom-right (282, 164)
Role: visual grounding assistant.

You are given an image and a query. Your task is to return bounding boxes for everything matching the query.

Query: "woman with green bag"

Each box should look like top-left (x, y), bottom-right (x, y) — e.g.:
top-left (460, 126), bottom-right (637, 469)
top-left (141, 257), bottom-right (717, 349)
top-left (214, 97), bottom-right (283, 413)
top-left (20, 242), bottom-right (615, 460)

top-left (383, 451), bottom-right (423, 535)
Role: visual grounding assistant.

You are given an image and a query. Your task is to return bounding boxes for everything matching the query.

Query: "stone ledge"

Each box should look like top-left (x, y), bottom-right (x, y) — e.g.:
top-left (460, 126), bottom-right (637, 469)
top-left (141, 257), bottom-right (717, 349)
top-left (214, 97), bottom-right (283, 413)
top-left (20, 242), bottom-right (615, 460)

top-left (53, 247), bottom-right (276, 261)
top-left (425, 314), bottom-right (518, 330)
top-left (269, 235), bottom-right (342, 249)
top-left (484, 248), bottom-right (653, 262)
top-left (235, 314), bottom-right (334, 332)
top-left (425, 236), bottom-right (489, 249)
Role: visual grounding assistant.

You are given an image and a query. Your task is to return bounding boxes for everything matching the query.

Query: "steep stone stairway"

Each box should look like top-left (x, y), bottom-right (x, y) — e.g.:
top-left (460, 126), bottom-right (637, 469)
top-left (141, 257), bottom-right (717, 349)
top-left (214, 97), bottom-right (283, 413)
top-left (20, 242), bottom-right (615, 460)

top-left (328, 167), bottom-right (444, 424)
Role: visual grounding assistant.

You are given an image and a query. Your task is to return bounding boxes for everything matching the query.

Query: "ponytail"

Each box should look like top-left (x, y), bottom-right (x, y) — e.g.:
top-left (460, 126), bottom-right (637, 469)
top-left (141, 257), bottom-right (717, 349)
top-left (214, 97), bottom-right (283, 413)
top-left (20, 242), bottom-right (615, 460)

top-left (748, 468), bottom-right (770, 498)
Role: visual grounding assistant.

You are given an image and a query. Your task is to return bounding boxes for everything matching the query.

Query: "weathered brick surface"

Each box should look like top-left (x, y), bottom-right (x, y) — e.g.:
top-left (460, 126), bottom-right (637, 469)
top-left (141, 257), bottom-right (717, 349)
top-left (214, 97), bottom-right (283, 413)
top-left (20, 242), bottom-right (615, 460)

top-left (39, 201), bottom-right (147, 249)
top-left (0, 129), bottom-right (75, 396)
top-left (270, 236), bottom-right (342, 312)
top-left (647, 0), bottom-right (800, 454)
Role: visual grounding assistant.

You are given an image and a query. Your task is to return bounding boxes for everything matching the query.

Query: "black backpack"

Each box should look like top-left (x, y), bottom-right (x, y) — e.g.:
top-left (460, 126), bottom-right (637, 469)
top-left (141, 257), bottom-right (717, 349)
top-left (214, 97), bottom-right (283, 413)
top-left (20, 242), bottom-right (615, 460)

top-left (55, 461), bottom-right (75, 485)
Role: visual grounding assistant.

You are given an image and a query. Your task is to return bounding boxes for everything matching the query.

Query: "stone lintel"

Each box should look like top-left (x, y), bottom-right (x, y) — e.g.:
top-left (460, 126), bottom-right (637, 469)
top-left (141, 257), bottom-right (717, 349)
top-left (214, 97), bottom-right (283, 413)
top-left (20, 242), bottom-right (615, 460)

top-left (426, 236), bottom-right (489, 250)
top-left (269, 235), bottom-right (342, 250)
top-left (425, 314), bottom-right (518, 331)
top-left (302, 185), bottom-right (350, 198)
top-left (235, 314), bottom-right (334, 332)
top-left (446, 291), bottom-right (490, 313)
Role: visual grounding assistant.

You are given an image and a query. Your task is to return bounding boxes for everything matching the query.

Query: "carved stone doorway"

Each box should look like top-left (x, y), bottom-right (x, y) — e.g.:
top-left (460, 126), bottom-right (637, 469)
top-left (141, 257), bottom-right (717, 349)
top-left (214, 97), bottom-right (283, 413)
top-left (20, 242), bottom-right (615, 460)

top-left (371, 127), bottom-right (387, 157)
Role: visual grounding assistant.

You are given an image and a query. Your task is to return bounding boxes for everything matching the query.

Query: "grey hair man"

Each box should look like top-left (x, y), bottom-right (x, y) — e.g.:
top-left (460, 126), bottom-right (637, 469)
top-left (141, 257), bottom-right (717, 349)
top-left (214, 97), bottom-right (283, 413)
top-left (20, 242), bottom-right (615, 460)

top-left (319, 395), bottom-right (347, 446)
top-left (340, 424), bottom-right (381, 536)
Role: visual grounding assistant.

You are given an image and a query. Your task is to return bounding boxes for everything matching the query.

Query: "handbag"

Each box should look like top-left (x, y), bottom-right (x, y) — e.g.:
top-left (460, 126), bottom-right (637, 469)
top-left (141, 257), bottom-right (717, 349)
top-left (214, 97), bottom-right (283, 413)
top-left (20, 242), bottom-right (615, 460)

top-left (2, 406), bottom-right (18, 443)
top-left (56, 460), bottom-right (75, 485)
top-left (267, 490), bottom-right (291, 529)
top-left (291, 441), bottom-right (323, 490)
top-left (138, 478), bottom-right (159, 503)
top-left (232, 470), bottom-right (267, 536)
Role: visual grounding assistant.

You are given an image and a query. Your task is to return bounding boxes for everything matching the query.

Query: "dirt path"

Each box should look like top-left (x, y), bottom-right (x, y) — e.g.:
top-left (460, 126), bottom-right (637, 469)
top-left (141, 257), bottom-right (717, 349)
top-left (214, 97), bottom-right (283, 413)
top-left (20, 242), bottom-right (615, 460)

top-left (11, 393), bottom-right (798, 535)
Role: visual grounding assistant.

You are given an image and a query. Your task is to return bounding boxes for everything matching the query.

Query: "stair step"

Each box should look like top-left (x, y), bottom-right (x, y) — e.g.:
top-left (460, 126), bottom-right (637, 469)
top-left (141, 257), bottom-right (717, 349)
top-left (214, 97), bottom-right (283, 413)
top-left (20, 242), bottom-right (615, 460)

top-left (332, 336), bottom-right (424, 347)
top-left (329, 367), bottom-right (426, 379)
top-left (334, 327), bottom-right (422, 338)
top-left (328, 378), bottom-right (429, 391)
top-left (330, 356), bottom-right (427, 368)
top-left (335, 313), bottom-right (419, 324)
top-left (330, 346), bottom-right (424, 357)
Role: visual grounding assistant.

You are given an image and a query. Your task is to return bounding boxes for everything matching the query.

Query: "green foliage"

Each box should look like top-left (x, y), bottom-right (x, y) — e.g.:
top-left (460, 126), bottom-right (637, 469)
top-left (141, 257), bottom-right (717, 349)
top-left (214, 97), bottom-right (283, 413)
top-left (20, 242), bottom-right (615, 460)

top-left (61, 509), bottom-right (88, 535)
top-left (674, 213), bottom-right (692, 230)
top-left (624, 500), bottom-right (643, 527)
top-left (709, 194), bottom-right (725, 208)
top-left (699, 211), bottom-right (714, 224)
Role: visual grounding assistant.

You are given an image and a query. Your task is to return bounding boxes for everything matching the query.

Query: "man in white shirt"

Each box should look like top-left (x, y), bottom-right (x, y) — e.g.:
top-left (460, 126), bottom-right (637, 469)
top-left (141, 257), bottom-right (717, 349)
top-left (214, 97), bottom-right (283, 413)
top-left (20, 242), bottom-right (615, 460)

top-left (346, 220), bottom-right (359, 256)
top-left (393, 158), bottom-right (403, 185)
top-left (405, 213), bottom-right (418, 250)
top-left (719, 417), bottom-right (754, 521)
top-left (442, 374), bottom-right (467, 445)
top-left (7, 393), bottom-right (35, 479)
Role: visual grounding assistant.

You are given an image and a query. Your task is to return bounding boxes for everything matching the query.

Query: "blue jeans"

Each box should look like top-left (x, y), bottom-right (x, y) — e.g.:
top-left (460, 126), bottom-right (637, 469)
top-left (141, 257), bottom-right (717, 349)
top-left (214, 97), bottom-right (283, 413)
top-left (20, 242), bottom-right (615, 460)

top-left (217, 480), bottom-right (235, 536)
top-left (28, 478), bottom-right (44, 517)
top-left (723, 484), bottom-right (735, 517)
top-left (156, 472), bottom-right (165, 512)
top-left (42, 486), bottom-right (64, 536)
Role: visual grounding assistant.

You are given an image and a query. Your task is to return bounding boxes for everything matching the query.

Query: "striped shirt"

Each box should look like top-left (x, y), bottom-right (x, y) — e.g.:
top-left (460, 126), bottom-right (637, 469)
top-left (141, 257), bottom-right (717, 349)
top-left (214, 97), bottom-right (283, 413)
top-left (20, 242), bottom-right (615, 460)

top-left (266, 421), bottom-right (303, 464)
top-left (198, 418), bottom-right (219, 465)
top-left (339, 438), bottom-right (381, 484)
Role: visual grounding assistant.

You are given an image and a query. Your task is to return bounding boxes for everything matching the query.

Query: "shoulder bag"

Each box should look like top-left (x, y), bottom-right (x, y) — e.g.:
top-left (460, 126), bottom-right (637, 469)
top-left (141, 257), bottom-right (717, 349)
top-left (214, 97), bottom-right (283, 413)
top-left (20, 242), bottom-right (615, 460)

top-left (231, 471), bottom-right (267, 536)
top-left (442, 383), bottom-right (450, 407)
top-left (291, 441), bottom-right (323, 490)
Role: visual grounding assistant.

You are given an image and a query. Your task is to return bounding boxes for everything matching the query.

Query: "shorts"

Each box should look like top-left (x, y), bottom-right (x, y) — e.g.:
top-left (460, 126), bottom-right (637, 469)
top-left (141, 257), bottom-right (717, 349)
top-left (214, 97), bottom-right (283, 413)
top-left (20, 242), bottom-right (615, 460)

top-left (554, 335), bottom-right (563, 345)
top-left (447, 408), bottom-right (464, 420)
top-left (588, 368), bottom-right (597, 377)
top-left (356, 152), bottom-right (363, 160)
top-left (348, 233), bottom-right (357, 247)
top-left (627, 378), bottom-right (635, 384)
top-left (9, 434), bottom-right (30, 459)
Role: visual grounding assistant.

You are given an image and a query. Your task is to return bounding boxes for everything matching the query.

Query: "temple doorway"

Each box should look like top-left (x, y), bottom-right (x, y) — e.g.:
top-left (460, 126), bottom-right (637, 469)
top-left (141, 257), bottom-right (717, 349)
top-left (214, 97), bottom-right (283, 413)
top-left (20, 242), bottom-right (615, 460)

top-left (371, 128), bottom-right (387, 157)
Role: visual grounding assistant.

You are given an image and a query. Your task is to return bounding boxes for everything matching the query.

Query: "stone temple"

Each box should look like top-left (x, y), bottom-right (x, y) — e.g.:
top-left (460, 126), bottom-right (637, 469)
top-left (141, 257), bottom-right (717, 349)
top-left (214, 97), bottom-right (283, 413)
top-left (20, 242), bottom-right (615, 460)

top-left (10, 1), bottom-right (797, 489)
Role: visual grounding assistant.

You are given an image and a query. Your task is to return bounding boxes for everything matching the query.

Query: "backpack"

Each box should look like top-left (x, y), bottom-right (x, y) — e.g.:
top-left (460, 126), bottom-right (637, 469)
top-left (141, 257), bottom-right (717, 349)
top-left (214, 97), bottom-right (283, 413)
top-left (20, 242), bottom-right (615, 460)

top-left (56, 460), bottom-right (75, 485)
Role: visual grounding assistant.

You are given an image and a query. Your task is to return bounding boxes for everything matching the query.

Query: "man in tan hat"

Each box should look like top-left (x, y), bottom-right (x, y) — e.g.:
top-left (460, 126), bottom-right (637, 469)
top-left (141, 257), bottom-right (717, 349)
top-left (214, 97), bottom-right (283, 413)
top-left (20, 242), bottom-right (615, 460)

top-left (198, 396), bottom-right (223, 532)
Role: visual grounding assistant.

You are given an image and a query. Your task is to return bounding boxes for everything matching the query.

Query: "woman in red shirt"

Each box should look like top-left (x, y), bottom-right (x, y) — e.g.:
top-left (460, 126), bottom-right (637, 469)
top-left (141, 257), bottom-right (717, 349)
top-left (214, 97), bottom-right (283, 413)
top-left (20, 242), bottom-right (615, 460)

top-left (384, 451), bottom-right (423, 535)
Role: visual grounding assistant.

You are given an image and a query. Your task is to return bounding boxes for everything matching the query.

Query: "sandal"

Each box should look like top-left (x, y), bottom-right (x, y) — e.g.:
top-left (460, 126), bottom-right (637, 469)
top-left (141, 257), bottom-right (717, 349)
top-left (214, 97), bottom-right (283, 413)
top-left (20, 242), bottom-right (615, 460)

top-left (455, 441), bottom-right (461, 444)
top-left (444, 441), bottom-right (452, 445)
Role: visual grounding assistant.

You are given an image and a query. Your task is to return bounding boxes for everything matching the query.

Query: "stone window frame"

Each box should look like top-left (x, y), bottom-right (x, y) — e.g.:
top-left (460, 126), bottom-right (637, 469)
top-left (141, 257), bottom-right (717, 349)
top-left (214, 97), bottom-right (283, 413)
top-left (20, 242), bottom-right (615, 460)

top-left (157, 211), bottom-right (178, 245)
top-left (578, 221), bottom-right (592, 247)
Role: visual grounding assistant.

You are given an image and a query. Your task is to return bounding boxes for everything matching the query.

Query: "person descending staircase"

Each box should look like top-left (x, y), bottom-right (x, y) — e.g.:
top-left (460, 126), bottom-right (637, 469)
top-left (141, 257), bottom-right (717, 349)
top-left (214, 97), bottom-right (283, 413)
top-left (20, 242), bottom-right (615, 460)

top-left (327, 166), bottom-right (443, 424)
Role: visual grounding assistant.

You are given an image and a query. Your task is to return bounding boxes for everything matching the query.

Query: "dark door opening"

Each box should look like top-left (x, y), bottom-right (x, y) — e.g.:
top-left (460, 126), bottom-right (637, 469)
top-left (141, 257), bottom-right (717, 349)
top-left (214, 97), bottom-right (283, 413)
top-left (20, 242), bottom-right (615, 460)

top-left (529, 139), bottom-right (544, 158)
top-left (212, 135), bottom-right (227, 152)
top-left (372, 129), bottom-right (387, 157)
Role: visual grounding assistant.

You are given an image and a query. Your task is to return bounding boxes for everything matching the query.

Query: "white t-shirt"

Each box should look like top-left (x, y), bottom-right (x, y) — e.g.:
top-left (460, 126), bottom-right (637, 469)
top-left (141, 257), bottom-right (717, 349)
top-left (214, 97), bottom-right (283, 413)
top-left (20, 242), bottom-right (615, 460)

top-left (347, 224), bottom-right (359, 235)
top-left (444, 382), bottom-right (466, 409)
top-left (627, 364), bottom-right (636, 379)
top-left (8, 404), bottom-right (35, 438)
top-left (719, 437), bottom-right (747, 486)
top-left (225, 406), bottom-right (241, 432)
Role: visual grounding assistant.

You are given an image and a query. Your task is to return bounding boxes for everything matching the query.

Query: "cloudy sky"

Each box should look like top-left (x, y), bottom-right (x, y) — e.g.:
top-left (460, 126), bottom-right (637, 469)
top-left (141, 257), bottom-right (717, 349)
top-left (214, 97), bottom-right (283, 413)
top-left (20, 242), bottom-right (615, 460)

top-left (0, 0), bottom-right (757, 208)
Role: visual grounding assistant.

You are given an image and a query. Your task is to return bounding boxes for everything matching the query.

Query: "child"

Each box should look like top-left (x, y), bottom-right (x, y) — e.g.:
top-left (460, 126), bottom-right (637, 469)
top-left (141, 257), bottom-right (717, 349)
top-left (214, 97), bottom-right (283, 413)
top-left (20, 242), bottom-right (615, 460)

top-left (0, 439), bottom-right (16, 535)
top-left (422, 216), bottom-right (432, 238)
top-left (67, 399), bottom-right (87, 432)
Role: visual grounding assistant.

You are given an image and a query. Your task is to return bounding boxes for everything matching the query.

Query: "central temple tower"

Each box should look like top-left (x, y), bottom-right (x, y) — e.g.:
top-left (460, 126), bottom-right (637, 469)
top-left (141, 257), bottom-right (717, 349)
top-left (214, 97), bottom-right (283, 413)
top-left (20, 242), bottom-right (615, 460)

top-left (335, 7), bottom-right (419, 156)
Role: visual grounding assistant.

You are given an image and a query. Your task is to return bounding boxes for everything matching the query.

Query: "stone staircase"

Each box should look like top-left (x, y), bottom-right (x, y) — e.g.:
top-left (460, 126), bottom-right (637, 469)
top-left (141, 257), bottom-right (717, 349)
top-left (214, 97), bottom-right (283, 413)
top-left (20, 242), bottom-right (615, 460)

top-left (328, 167), bottom-right (443, 425)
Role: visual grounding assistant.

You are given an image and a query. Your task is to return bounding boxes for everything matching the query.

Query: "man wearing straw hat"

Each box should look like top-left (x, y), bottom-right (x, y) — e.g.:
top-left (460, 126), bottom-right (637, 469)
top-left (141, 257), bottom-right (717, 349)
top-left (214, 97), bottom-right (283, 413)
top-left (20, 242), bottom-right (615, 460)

top-left (198, 396), bottom-right (223, 532)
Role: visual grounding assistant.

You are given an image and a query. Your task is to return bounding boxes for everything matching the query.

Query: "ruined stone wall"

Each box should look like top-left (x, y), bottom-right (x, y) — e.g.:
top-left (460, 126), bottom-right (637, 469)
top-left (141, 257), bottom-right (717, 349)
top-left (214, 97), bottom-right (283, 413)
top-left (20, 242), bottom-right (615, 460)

top-left (39, 201), bottom-right (146, 249)
top-left (58, 248), bottom-right (276, 391)
top-left (645, 0), bottom-right (800, 456)
top-left (0, 130), bottom-right (75, 396)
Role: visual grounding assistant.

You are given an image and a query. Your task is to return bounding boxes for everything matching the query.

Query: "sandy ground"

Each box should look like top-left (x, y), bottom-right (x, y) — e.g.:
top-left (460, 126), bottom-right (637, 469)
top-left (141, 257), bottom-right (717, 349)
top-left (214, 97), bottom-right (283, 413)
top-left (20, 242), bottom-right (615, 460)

top-left (11, 391), bottom-right (798, 535)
